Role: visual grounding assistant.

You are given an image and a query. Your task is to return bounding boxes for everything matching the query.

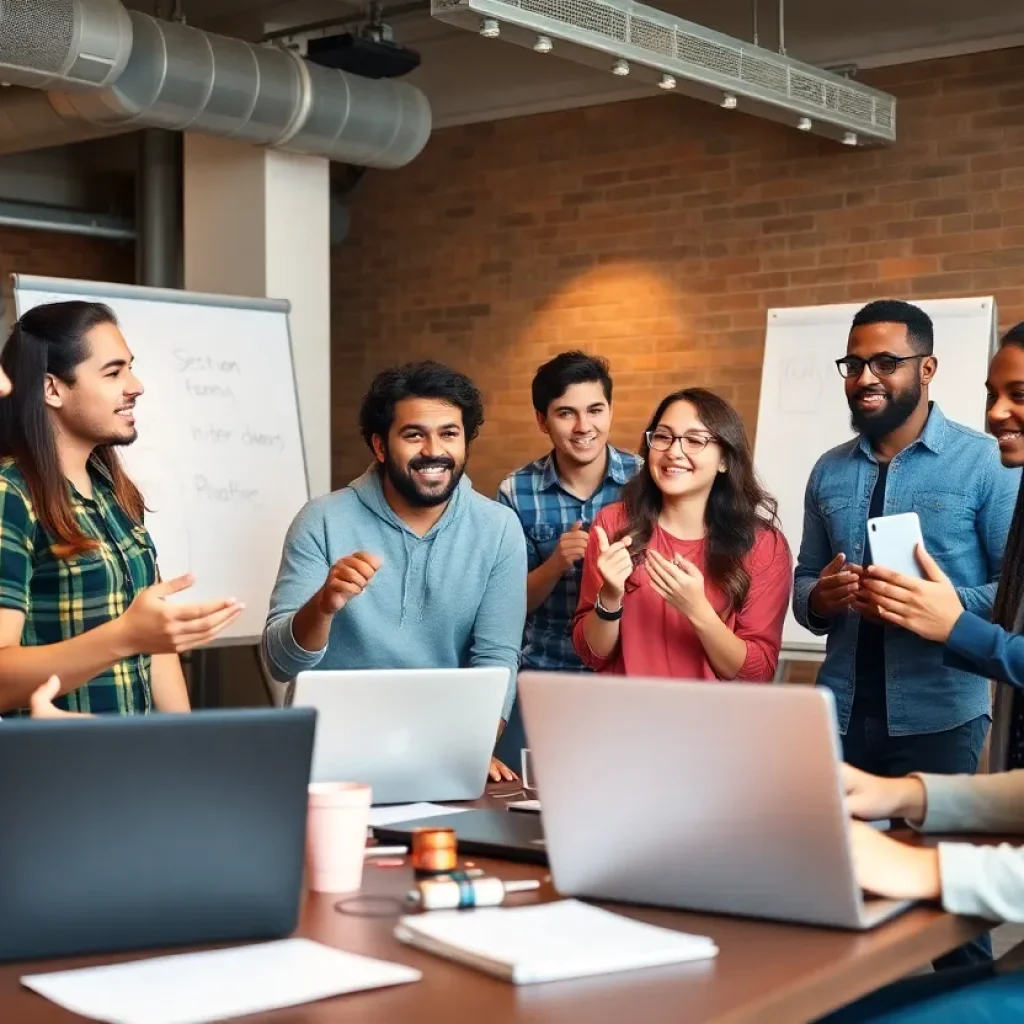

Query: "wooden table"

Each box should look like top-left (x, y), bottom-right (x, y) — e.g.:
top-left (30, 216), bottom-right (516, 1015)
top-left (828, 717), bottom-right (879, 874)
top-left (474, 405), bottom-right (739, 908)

top-left (0, 787), bottom-right (990, 1024)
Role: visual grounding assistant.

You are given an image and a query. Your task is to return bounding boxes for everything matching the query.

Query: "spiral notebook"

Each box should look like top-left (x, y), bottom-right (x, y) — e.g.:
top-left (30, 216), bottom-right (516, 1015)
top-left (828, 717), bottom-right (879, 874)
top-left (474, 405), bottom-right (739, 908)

top-left (395, 900), bottom-right (718, 985)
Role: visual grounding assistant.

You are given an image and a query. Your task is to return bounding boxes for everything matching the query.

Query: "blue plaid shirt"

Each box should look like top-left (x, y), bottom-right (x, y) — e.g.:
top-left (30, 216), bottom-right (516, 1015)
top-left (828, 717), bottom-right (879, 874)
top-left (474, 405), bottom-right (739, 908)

top-left (497, 446), bottom-right (642, 671)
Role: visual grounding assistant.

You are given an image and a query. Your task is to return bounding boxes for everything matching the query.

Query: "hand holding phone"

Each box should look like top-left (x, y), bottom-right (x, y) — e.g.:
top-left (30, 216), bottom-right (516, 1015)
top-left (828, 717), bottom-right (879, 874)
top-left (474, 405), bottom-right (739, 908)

top-left (866, 512), bottom-right (926, 580)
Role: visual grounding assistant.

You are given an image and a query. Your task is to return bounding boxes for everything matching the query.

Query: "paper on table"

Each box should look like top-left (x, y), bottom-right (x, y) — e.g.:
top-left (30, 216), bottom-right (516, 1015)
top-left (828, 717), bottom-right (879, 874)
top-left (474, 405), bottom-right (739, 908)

top-left (367, 802), bottom-right (470, 827)
top-left (395, 899), bottom-right (718, 985)
top-left (21, 938), bottom-right (421, 1024)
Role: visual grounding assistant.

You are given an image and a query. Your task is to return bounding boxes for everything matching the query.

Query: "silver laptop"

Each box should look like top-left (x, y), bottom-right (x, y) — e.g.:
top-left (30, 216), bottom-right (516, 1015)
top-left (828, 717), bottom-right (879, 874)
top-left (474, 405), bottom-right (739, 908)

top-left (289, 667), bottom-right (509, 804)
top-left (518, 672), bottom-right (913, 930)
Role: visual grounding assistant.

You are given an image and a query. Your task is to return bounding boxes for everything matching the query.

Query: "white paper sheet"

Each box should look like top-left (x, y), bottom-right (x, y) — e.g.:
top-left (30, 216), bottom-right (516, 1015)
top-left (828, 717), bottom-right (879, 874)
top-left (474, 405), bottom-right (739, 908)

top-left (367, 802), bottom-right (470, 827)
top-left (395, 900), bottom-right (717, 985)
top-left (21, 938), bottom-right (421, 1024)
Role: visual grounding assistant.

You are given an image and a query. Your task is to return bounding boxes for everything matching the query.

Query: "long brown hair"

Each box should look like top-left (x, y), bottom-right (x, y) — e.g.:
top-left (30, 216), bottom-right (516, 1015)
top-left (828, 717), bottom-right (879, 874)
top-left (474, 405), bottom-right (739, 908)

top-left (992, 323), bottom-right (1024, 632)
top-left (617, 388), bottom-right (780, 610)
top-left (0, 302), bottom-right (145, 559)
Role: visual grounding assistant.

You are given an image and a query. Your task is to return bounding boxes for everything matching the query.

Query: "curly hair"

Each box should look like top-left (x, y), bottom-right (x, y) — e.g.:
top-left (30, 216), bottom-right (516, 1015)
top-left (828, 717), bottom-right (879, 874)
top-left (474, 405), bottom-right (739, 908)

top-left (358, 360), bottom-right (485, 448)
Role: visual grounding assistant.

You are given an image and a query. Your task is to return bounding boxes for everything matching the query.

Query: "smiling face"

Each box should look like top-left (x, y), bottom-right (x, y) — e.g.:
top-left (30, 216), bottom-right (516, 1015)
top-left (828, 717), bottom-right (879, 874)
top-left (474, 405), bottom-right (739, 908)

top-left (373, 397), bottom-right (467, 508)
top-left (45, 321), bottom-right (143, 448)
top-left (646, 399), bottom-right (724, 501)
top-left (845, 321), bottom-right (934, 441)
top-left (986, 343), bottom-right (1024, 468)
top-left (538, 380), bottom-right (611, 469)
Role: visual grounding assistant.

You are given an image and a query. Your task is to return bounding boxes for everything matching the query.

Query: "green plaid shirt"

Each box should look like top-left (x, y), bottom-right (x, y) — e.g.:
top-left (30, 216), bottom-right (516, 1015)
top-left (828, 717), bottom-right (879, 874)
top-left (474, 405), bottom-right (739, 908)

top-left (0, 456), bottom-right (158, 715)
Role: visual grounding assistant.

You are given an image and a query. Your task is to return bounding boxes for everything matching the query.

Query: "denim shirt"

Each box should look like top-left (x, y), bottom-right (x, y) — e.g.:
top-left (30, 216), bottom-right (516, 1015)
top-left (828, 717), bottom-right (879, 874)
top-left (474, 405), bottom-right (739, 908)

top-left (793, 404), bottom-right (1021, 736)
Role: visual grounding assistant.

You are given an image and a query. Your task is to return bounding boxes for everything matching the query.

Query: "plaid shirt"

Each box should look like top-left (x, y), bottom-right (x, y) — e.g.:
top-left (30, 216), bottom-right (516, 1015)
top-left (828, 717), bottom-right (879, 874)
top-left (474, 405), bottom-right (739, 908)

top-left (497, 446), bottom-right (641, 671)
top-left (0, 457), bottom-right (158, 715)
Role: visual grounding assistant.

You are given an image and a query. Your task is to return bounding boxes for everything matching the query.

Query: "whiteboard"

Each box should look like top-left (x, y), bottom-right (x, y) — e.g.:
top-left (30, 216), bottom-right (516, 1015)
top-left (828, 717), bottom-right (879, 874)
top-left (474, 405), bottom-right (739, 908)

top-left (12, 274), bottom-right (310, 645)
top-left (753, 297), bottom-right (997, 653)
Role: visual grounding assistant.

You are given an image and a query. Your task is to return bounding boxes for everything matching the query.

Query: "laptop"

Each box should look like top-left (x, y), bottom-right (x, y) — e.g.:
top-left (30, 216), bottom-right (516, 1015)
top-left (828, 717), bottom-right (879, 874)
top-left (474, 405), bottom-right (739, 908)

top-left (372, 809), bottom-right (546, 865)
top-left (0, 708), bottom-right (316, 963)
top-left (518, 673), bottom-right (914, 931)
top-left (289, 667), bottom-right (509, 804)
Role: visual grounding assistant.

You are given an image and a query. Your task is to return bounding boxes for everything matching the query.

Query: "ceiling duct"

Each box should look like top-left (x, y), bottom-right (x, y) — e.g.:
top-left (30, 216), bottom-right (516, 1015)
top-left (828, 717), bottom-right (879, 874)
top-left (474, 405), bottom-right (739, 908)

top-left (0, 0), bottom-right (131, 90)
top-left (431, 0), bottom-right (896, 145)
top-left (0, 0), bottom-right (431, 168)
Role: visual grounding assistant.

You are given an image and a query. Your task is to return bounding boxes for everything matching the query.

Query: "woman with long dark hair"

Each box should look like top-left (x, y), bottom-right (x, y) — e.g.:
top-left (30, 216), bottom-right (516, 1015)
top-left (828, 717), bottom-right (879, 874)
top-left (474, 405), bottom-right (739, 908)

top-left (0, 301), bottom-right (241, 715)
top-left (572, 388), bottom-right (792, 680)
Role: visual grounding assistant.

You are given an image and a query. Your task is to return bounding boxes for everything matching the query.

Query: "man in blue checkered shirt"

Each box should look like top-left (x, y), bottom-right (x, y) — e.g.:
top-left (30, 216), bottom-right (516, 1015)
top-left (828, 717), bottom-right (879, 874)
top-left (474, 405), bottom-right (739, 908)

top-left (495, 352), bottom-right (642, 760)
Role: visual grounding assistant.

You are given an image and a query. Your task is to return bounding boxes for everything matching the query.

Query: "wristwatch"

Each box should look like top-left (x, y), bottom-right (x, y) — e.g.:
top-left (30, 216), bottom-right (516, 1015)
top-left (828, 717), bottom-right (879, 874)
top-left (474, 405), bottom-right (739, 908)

top-left (594, 593), bottom-right (624, 621)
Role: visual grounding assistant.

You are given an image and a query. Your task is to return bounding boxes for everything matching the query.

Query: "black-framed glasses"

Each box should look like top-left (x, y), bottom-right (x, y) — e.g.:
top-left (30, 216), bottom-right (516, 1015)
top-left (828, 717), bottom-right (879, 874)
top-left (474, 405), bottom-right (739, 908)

top-left (835, 354), bottom-right (926, 379)
top-left (645, 429), bottom-right (716, 455)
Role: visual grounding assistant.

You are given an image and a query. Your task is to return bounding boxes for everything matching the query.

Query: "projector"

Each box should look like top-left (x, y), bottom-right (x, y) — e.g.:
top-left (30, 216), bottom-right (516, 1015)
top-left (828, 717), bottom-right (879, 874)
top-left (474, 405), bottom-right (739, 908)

top-left (305, 34), bottom-right (421, 78)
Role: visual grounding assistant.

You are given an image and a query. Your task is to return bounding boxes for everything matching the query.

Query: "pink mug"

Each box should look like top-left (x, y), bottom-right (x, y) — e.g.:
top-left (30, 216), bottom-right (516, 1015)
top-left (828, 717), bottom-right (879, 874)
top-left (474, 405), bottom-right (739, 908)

top-left (306, 782), bottom-right (372, 893)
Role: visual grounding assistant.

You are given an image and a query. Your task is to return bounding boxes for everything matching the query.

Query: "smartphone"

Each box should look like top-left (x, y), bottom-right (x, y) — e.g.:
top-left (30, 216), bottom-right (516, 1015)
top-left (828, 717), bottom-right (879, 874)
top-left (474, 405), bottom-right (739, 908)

top-left (866, 511), bottom-right (925, 579)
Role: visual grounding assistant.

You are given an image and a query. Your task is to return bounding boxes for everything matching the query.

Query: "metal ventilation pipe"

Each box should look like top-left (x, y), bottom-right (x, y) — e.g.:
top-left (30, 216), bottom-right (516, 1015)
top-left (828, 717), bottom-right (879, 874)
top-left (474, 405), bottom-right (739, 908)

top-left (0, 0), bottom-right (132, 90)
top-left (0, 1), bottom-right (431, 168)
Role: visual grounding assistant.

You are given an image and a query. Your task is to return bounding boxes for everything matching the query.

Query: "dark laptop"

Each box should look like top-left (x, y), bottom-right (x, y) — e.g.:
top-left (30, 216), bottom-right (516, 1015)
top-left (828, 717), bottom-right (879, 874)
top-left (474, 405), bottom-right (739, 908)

top-left (0, 707), bottom-right (316, 963)
top-left (372, 809), bottom-right (547, 865)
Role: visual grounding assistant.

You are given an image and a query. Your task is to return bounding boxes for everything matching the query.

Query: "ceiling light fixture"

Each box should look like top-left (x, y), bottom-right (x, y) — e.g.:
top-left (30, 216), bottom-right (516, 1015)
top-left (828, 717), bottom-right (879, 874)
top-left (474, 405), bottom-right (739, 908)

top-left (842, 131), bottom-right (858, 146)
top-left (479, 17), bottom-right (499, 37)
top-left (797, 116), bottom-right (812, 131)
top-left (432, 0), bottom-right (896, 146)
top-left (533, 34), bottom-right (552, 52)
top-left (658, 74), bottom-right (676, 90)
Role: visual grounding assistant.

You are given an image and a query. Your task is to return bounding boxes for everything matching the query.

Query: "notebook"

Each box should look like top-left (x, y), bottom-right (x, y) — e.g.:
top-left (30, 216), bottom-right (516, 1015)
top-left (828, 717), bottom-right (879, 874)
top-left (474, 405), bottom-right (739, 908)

top-left (394, 899), bottom-right (718, 985)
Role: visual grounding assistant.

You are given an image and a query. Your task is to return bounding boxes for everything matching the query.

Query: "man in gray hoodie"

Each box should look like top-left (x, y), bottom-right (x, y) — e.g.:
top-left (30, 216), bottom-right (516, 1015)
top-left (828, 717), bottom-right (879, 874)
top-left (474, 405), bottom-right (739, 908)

top-left (262, 361), bottom-right (527, 780)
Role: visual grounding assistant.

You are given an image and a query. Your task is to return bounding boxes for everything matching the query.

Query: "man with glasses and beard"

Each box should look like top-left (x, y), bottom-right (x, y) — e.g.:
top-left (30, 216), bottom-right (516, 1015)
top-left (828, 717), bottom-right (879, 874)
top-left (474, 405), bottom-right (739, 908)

top-left (263, 361), bottom-right (527, 780)
top-left (795, 300), bottom-right (1018, 781)
top-left (795, 304), bottom-right (1020, 970)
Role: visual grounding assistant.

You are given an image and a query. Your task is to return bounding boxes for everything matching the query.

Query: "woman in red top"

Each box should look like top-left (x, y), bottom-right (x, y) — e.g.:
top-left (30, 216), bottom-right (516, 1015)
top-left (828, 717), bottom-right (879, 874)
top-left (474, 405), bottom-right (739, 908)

top-left (572, 388), bottom-right (792, 681)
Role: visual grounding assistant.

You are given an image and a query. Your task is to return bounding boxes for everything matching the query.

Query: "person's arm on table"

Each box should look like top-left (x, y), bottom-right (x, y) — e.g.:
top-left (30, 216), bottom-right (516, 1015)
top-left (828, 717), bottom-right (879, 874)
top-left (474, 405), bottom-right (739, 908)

top-left (844, 763), bottom-right (1024, 921)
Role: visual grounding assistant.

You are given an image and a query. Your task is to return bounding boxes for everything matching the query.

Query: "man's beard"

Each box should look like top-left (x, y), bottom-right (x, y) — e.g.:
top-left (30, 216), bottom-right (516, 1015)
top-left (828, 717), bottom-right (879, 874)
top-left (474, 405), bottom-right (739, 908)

top-left (384, 449), bottom-right (464, 508)
top-left (849, 379), bottom-right (921, 442)
top-left (105, 431), bottom-right (138, 447)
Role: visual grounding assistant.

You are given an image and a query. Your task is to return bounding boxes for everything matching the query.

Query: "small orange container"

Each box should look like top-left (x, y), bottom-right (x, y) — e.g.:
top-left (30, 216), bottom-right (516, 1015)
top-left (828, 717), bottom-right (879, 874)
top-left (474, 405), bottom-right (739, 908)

top-left (410, 827), bottom-right (458, 877)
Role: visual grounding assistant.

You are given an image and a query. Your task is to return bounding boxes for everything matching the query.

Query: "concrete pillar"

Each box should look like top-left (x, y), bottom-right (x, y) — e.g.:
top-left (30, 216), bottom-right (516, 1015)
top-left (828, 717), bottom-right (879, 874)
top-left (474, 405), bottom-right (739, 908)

top-left (182, 134), bottom-right (332, 498)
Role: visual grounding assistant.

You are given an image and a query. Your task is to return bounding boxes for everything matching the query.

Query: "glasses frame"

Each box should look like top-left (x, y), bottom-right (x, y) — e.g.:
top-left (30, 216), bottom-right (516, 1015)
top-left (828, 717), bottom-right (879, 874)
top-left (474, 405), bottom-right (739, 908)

top-left (835, 353), bottom-right (926, 379)
top-left (645, 429), bottom-right (717, 455)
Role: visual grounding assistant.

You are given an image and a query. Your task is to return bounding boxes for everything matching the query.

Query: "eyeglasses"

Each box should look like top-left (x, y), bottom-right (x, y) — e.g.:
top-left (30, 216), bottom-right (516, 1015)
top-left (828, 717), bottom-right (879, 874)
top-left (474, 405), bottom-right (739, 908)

top-left (645, 429), bottom-right (716, 454)
top-left (835, 354), bottom-right (926, 379)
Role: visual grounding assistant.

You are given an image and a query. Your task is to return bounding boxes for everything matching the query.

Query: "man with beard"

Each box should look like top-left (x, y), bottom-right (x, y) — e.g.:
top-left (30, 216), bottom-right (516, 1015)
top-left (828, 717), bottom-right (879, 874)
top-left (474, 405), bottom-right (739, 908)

top-left (263, 361), bottom-right (527, 780)
top-left (0, 301), bottom-right (241, 715)
top-left (794, 299), bottom-right (1019, 783)
top-left (494, 352), bottom-right (641, 762)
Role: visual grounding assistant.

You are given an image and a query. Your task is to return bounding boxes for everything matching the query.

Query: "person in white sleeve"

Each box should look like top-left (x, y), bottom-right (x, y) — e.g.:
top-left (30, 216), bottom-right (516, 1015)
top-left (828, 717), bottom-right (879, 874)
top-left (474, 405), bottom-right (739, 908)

top-left (817, 764), bottom-right (1024, 1022)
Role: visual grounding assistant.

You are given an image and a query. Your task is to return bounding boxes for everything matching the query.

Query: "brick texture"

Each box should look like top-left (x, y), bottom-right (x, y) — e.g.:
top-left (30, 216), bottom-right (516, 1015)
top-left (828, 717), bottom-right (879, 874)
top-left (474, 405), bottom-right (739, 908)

top-left (0, 226), bottom-right (133, 300)
top-left (332, 46), bottom-right (1024, 505)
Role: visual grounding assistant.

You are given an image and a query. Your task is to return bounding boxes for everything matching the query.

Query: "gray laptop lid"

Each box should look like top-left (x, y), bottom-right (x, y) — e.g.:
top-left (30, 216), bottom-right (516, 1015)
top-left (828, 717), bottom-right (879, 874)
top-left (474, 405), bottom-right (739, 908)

top-left (519, 674), bottom-right (892, 929)
top-left (290, 668), bottom-right (509, 804)
top-left (0, 708), bottom-right (315, 963)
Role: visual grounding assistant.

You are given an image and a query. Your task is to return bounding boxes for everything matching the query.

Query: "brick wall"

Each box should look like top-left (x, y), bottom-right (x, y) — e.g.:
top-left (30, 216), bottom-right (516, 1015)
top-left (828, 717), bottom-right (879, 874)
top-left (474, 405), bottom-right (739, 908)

top-left (0, 226), bottom-right (133, 294)
top-left (331, 45), bottom-right (1024, 500)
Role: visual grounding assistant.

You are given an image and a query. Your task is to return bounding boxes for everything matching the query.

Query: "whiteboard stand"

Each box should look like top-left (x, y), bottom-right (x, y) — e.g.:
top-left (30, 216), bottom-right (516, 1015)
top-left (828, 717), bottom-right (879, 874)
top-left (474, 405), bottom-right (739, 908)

top-left (773, 646), bottom-right (827, 684)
